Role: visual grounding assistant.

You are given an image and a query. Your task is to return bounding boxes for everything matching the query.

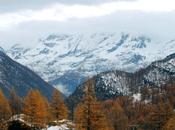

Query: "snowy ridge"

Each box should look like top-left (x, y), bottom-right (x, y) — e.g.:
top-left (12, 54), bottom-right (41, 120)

top-left (94, 70), bottom-right (134, 100)
top-left (67, 53), bottom-right (175, 107)
top-left (141, 53), bottom-right (175, 87)
top-left (6, 33), bottom-right (175, 95)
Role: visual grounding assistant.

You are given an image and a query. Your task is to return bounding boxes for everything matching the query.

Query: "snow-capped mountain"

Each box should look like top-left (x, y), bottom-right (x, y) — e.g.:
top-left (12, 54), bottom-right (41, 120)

top-left (6, 33), bottom-right (175, 95)
top-left (66, 53), bottom-right (175, 108)
top-left (0, 49), bottom-right (58, 99)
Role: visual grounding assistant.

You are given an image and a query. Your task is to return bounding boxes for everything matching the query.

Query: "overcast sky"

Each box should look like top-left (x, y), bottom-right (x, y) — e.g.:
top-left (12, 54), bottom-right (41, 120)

top-left (0, 0), bottom-right (175, 49)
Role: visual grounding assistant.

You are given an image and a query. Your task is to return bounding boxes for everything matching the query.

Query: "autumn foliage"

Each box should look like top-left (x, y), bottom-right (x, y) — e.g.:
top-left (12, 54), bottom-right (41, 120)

top-left (74, 80), bottom-right (111, 130)
top-left (74, 82), bottom-right (175, 130)
top-left (23, 90), bottom-right (49, 128)
top-left (0, 82), bottom-right (175, 130)
top-left (0, 90), bottom-right (11, 128)
top-left (50, 90), bottom-right (68, 122)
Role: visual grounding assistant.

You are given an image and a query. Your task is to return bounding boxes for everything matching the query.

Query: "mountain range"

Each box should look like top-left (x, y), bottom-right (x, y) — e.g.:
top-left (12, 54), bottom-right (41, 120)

top-left (6, 33), bottom-right (175, 96)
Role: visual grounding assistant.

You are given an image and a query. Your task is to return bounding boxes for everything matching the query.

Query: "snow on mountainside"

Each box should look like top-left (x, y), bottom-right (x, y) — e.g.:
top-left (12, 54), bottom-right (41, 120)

top-left (141, 53), bottom-right (175, 87)
top-left (6, 33), bottom-right (175, 95)
top-left (66, 53), bottom-right (175, 108)
top-left (97, 53), bottom-right (175, 96)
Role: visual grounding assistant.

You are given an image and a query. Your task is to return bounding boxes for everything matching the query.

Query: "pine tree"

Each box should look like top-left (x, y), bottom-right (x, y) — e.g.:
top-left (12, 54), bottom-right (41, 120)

top-left (50, 90), bottom-right (68, 123)
top-left (0, 90), bottom-right (11, 127)
top-left (23, 89), bottom-right (49, 128)
top-left (74, 79), bottom-right (110, 130)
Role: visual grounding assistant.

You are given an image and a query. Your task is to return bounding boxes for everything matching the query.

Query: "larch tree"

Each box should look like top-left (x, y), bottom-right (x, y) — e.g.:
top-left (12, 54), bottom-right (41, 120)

top-left (164, 84), bottom-right (175, 108)
top-left (0, 90), bottom-right (11, 126)
top-left (9, 88), bottom-right (22, 117)
top-left (74, 79), bottom-right (110, 130)
top-left (116, 96), bottom-right (133, 121)
top-left (23, 89), bottom-right (49, 128)
top-left (110, 101), bottom-right (128, 130)
top-left (146, 100), bottom-right (173, 130)
top-left (163, 115), bottom-right (175, 130)
top-left (103, 99), bottom-right (128, 130)
top-left (50, 90), bottom-right (68, 122)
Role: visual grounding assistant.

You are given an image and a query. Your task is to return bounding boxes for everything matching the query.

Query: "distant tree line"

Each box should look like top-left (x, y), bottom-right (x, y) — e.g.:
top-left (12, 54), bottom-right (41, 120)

top-left (73, 80), bottom-right (175, 130)
top-left (1, 81), bottom-right (175, 130)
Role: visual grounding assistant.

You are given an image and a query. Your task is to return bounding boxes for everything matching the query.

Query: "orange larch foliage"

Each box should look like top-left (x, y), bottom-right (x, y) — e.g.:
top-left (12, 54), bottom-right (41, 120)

top-left (0, 89), bottom-right (11, 127)
top-left (50, 90), bottom-right (68, 122)
top-left (23, 89), bottom-right (49, 128)
top-left (74, 79), bottom-right (110, 130)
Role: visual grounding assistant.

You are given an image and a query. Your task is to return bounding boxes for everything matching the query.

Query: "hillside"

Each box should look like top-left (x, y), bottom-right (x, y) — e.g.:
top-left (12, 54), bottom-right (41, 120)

top-left (66, 53), bottom-right (175, 107)
top-left (0, 49), bottom-right (59, 99)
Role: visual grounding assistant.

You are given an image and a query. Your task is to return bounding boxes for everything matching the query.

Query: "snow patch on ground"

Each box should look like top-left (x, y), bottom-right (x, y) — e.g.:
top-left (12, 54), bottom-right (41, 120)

top-left (46, 119), bottom-right (74, 130)
top-left (133, 93), bottom-right (141, 102)
top-left (46, 125), bottom-right (71, 130)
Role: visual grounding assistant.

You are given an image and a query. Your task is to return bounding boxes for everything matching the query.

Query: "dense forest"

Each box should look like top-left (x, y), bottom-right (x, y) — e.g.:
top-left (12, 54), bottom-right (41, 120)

top-left (0, 80), bottom-right (175, 130)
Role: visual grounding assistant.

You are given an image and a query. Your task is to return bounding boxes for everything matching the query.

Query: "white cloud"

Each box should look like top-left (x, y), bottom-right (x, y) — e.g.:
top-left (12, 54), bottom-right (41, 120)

top-left (54, 84), bottom-right (71, 96)
top-left (0, 3), bottom-right (120, 29)
top-left (0, 0), bottom-right (175, 49)
top-left (0, 0), bottom-right (175, 30)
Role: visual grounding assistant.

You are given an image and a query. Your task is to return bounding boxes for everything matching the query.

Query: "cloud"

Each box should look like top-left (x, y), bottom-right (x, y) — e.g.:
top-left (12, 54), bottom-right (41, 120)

top-left (1, 10), bottom-right (175, 49)
top-left (54, 84), bottom-right (71, 96)
top-left (0, 2), bottom-right (124, 29)
top-left (0, 0), bottom-right (175, 49)
top-left (0, 0), bottom-right (175, 30)
top-left (0, 0), bottom-right (133, 13)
